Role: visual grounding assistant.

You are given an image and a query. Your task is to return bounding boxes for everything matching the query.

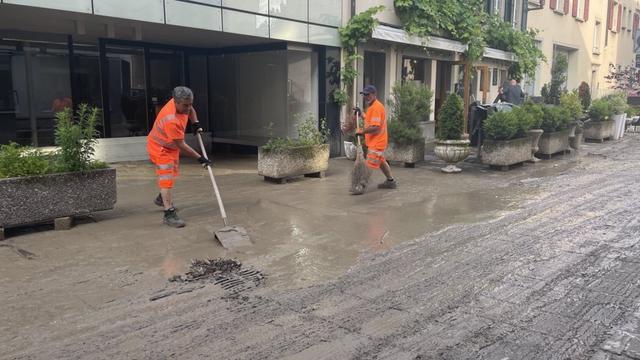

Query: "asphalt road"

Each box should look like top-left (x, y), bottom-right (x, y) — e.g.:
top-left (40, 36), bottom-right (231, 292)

top-left (5, 134), bottom-right (640, 360)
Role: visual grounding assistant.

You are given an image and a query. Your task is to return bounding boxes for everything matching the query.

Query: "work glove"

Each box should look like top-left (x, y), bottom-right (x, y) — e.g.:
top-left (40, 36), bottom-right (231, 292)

top-left (353, 107), bottom-right (362, 117)
top-left (197, 156), bottom-right (212, 168)
top-left (191, 121), bottom-right (203, 136)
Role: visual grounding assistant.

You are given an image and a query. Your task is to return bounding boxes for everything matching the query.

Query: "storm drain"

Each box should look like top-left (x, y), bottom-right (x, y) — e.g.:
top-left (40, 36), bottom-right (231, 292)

top-left (151, 259), bottom-right (265, 301)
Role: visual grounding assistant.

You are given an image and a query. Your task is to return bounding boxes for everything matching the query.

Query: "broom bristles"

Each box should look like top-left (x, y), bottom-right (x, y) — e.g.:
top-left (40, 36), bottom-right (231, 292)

top-left (350, 145), bottom-right (372, 195)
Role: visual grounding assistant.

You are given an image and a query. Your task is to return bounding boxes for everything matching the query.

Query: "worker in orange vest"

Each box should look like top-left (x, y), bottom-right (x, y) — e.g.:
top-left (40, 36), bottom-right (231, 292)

top-left (147, 86), bottom-right (211, 228)
top-left (342, 84), bottom-right (396, 193)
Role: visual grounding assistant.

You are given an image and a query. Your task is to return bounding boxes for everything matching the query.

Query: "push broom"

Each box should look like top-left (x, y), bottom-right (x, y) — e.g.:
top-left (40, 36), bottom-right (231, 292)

top-left (350, 108), bottom-right (372, 195)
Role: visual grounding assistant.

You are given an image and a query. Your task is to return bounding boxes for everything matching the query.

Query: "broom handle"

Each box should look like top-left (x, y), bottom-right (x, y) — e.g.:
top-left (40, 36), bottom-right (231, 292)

top-left (197, 133), bottom-right (229, 226)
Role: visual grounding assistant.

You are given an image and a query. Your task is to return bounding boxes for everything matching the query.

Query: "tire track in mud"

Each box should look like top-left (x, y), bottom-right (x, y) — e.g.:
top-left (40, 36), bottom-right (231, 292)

top-left (9, 136), bottom-right (640, 359)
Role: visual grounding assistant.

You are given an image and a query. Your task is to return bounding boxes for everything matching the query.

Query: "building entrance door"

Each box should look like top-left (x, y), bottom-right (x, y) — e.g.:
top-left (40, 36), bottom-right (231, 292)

top-left (148, 49), bottom-right (184, 127)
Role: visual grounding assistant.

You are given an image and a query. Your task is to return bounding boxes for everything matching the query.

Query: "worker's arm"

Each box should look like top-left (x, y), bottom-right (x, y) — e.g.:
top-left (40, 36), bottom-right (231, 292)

top-left (189, 107), bottom-right (204, 135)
top-left (358, 125), bottom-right (381, 135)
top-left (174, 139), bottom-right (212, 166)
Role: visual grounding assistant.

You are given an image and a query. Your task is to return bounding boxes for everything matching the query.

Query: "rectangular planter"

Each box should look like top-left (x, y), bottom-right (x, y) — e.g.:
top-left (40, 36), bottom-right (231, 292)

top-left (583, 120), bottom-right (614, 142)
top-left (481, 137), bottom-right (531, 167)
top-left (258, 144), bottom-right (329, 181)
top-left (536, 129), bottom-right (570, 156)
top-left (385, 141), bottom-right (425, 167)
top-left (0, 168), bottom-right (117, 229)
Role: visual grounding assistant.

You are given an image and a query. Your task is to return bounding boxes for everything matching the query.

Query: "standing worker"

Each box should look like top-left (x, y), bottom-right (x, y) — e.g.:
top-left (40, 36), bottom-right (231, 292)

top-left (147, 86), bottom-right (211, 228)
top-left (343, 84), bottom-right (397, 192)
top-left (502, 79), bottom-right (525, 105)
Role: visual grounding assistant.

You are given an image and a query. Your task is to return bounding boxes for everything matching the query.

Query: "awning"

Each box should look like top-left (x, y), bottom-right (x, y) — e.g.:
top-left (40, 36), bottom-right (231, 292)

top-left (371, 25), bottom-right (517, 62)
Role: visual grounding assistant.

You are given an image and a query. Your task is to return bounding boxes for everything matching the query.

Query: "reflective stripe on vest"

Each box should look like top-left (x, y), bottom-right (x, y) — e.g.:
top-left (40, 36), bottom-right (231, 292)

top-left (149, 114), bottom-right (180, 149)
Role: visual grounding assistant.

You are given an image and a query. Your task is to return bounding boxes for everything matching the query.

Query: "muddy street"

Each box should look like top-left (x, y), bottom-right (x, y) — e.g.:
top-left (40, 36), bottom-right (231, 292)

top-left (3, 135), bottom-right (640, 359)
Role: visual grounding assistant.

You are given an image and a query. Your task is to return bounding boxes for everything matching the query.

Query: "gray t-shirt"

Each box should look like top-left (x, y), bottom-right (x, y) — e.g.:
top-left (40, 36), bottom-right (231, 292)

top-left (503, 84), bottom-right (524, 105)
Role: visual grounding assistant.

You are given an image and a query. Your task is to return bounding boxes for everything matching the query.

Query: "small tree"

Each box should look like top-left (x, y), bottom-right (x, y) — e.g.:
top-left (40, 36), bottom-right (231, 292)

top-left (54, 104), bottom-right (104, 172)
top-left (436, 94), bottom-right (464, 140)
top-left (604, 64), bottom-right (640, 94)
top-left (387, 81), bottom-right (433, 146)
top-left (541, 54), bottom-right (568, 105)
top-left (578, 81), bottom-right (591, 110)
top-left (560, 92), bottom-right (584, 122)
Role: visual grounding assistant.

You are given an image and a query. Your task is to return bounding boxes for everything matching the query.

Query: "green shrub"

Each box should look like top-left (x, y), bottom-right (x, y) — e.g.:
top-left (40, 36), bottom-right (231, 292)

top-left (436, 94), bottom-right (464, 140)
top-left (0, 143), bottom-right (53, 178)
top-left (541, 105), bottom-right (571, 132)
top-left (483, 106), bottom-right (533, 141)
top-left (262, 113), bottom-right (330, 153)
top-left (54, 104), bottom-right (106, 172)
top-left (588, 98), bottom-right (611, 121)
top-left (578, 81), bottom-right (591, 110)
top-left (387, 81), bottom-right (433, 146)
top-left (521, 101), bottom-right (544, 129)
top-left (559, 92), bottom-right (583, 121)
top-left (483, 111), bottom-right (519, 140)
top-left (541, 54), bottom-right (568, 105)
top-left (603, 92), bottom-right (628, 115)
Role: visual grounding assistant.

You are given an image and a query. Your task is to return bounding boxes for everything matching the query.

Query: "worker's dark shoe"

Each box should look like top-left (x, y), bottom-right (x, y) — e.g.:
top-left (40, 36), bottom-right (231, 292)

top-left (163, 207), bottom-right (185, 228)
top-left (154, 193), bottom-right (163, 207)
top-left (155, 193), bottom-right (176, 210)
top-left (378, 179), bottom-right (397, 189)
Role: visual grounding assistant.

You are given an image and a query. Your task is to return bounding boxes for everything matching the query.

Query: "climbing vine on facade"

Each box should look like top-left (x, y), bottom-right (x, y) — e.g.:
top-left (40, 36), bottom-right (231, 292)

top-left (333, 6), bottom-right (384, 107)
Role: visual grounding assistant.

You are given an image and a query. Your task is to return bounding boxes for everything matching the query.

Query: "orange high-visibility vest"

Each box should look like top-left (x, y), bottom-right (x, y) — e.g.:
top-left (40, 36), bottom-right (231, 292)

top-left (147, 99), bottom-right (189, 157)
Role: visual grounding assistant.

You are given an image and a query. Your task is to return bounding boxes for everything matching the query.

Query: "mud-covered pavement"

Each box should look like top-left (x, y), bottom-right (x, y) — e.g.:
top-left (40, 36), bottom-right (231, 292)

top-left (3, 135), bottom-right (640, 359)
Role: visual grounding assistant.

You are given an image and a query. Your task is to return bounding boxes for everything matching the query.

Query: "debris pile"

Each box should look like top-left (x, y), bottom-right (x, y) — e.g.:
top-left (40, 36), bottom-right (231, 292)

top-left (169, 258), bottom-right (242, 283)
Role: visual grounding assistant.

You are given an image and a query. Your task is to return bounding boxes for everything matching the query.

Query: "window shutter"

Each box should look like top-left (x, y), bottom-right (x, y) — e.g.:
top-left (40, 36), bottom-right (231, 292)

top-left (634, 13), bottom-right (639, 34)
top-left (564, 0), bottom-right (570, 14)
top-left (607, 0), bottom-right (614, 30)
top-left (584, 0), bottom-right (589, 21)
top-left (572, 0), bottom-right (578, 17)
top-left (550, 0), bottom-right (557, 10)
top-left (618, 4), bottom-right (622, 32)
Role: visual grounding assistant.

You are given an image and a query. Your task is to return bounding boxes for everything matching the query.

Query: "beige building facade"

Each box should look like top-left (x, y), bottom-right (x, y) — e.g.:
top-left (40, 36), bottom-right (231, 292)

top-left (527, 0), bottom-right (640, 98)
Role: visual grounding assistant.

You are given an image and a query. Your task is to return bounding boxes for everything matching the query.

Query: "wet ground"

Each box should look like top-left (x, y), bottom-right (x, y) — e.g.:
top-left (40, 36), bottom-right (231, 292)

top-left (2, 134), bottom-right (639, 359)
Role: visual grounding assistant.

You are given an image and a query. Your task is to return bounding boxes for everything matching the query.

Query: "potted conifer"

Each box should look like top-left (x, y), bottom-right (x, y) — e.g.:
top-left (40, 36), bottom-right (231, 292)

top-left (434, 94), bottom-right (470, 173)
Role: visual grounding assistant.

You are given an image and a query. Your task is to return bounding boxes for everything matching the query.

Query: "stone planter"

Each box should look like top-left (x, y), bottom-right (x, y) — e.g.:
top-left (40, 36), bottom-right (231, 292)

top-left (612, 114), bottom-right (626, 140)
top-left (0, 168), bottom-right (117, 239)
top-left (528, 129), bottom-right (544, 163)
top-left (536, 129), bottom-right (570, 158)
top-left (481, 137), bottom-right (531, 170)
top-left (583, 120), bottom-right (614, 142)
top-left (385, 141), bottom-right (425, 168)
top-left (568, 121), bottom-right (577, 137)
top-left (570, 131), bottom-right (583, 150)
top-left (258, 144), bottom-right (330, 183)
top-left (434, 139), bottom-right (471, 173)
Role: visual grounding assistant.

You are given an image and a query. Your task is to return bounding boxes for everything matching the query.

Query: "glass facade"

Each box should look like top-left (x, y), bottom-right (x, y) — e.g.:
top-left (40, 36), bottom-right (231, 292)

top-left (3, 0), bottom-right (92, 13)
top-left (93, 0), bottom-right (165, 23)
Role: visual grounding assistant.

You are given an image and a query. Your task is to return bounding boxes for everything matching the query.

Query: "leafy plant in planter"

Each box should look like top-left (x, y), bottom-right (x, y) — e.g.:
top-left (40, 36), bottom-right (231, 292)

top-left (434, 94), bottom-right (470, 173)
top-left (0, 104), bottom-right (115, 238)
top-left (603, 92), bottom-right (628, 115)
top-left (588, 98), bottom-right (611, 121)
top-left (259, 113), bottom-right (331, 182)
top-left (578, 81), bottom-right (591, 111)
top-left (535, 105), bottom-right (572, 157)
top-left (541, 106), bottom-right (571, 133)
top-left (481, 106), bottom-right (535, 168)
top-left (385, 81), bottom-right (432, 166)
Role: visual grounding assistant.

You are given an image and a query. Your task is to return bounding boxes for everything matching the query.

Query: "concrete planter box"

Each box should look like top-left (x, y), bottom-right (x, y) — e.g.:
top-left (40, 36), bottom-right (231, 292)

top-left (0, 168), bottom-right (117, 238)
top-left (570, 132), bottom-right (583, 150)
top-left (258, 144), bottom-right (329, 183)
top-left (536, 129), bottom-right (570, 158)
top-left (481, 137), bottom-right (531, 169)
top-left (386, 141), bottom-right (425, 168)
top-left (583, 120), bottom-right (614, 142)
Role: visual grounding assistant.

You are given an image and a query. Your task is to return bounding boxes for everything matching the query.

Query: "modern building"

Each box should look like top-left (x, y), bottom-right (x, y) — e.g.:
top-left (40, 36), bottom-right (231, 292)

top-left (526, 0), bottom-right (640, 98)
top-left (0, 0), bottom-right (344, 161)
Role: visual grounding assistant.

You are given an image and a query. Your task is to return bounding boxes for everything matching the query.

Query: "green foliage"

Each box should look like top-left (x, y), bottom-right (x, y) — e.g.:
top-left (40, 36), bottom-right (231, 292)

top-left (627, 106), bottom-right (640, 117)
top-left (559, 92), bottom-right (583, 121)
top-left (578, 81), bottom-right (591, 110)
top-left (395, 0), bottom-right (486, 61)
top-left (541, 105), bottom-right (571, 132)
top-left (521, 101), bottom-right (544, 129)
top-left (588, 98), bottom-right (611, 121)
top-left (541, 54), bottom-right (568, 105)
top-left (603, 92), bottom-right (628, 115)
top-left (262, 113), bottom-right (330, 153)
top-left (54, 104), bottom-right (105, 172)
top-left (336, 7), bottom-right (384, 107)
top-left (436, 94), bottom-right (464, 140)
top-left (483, 106), bottom-right (534, 141)
top-left (485, 15), bottom-right (546, 80)
top-left (0, 143), bottom-right (53, 178)
top-left (387, 81), bottom-right (433, 146)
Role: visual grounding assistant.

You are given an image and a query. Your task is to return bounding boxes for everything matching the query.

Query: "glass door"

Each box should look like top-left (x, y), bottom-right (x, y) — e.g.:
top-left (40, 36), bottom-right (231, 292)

top-left (148, 48), bottom-right (184, 126)
top-left (0, 46), bottom-right (27, 145)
